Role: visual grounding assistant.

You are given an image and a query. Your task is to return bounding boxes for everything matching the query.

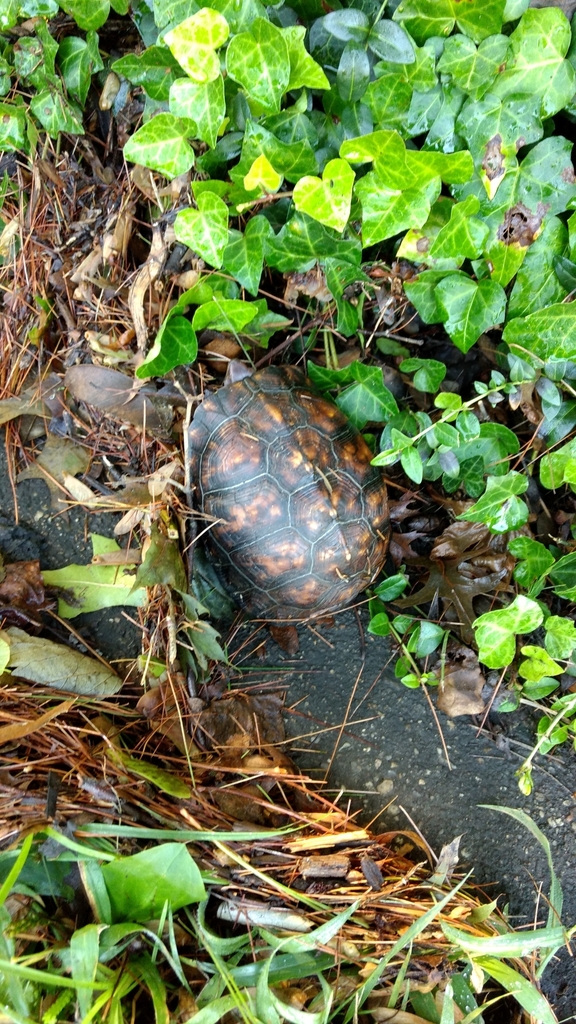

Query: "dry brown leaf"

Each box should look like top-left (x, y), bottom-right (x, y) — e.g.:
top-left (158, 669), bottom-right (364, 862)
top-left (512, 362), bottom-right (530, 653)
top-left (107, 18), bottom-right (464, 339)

top-left (436, 644), bottom-right (485, 718)
top-left (65, 365), bottom-right (173, 434)
top-left (0, 373), bottom-right (64, 428)
top-left (128, 222), bottom-right (168, 351)
top-left (0, 558), bottom-right (47, 625)
top-left (18, 434), bottom-right (90, 511)
top-left (0, 700), bottom-right (74, 744)
top-left (283, 266), bottom-right (331, 305)
top-left (192, 693), bottom-right (285, 750)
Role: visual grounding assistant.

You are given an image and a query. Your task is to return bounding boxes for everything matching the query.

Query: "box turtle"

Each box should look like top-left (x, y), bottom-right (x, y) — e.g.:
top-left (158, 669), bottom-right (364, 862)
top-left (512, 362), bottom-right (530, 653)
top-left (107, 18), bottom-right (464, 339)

top-left (189, 364), bottom-right (389, 620)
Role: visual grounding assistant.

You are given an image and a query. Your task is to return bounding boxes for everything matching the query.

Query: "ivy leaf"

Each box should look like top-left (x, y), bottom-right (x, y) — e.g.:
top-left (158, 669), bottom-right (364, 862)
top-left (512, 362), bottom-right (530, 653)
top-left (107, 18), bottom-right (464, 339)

top-left (393, 0), bottom-right (506, 46)
top-left (539, 438), bottom-right (576, 490)
top-left (226, 18), bottom-right (290, 114)
top-left (473, 595), bottom-right (544, 669)
top-left (549, 552), bottom-right (576, 601)
top-left (503, 303), bottom-right (576, 365)
top-left (458, 472), bottom-right (529, 532)
top-left (242, 154), bottom-right (282, 194)
top-left (293, 158), bottom-right (355, 233)
top-left (355, 169), bottom-right (440, 246)
top-left (174, 192), bottom-right (229, 268)
top-left (264, 212), bottom-right (361, 273)
top-left (544, 616), bottom-right (576, 660)
top-left (191, 299), bottom-right (258, 333)
top-left (307, 361), bottom-right (398, 429)
top-left (123, 113), bottom-right (195, 178)
top-left (519, 646), bottom-right (563, 681)
top-left (169, 74), bottom-right (225, 148)
top-left (400, 358), bottom-right (446, 392)
top-left (136, 287), bottom-right (200, 379)
top-left (428, 195), bottom-right (489, 260)
top-left (58, 0), bottom-right (109, 31)
top-left (404, 268), bottom-right (453, 322)
top-left (57, 33), bottom-right (104, 106)
top-left (112, 46), bottom-right (182, 101)
top-left (29, 89), bottom-right (84, 136)
top-left (232, 119), bottom-right (317, 186)
top-left (222, 216), bottom-right (272, 295)
top-left (435, 273), bottom-right (507, 353)
top-left (367, 19), bottom-right (415, 64)
top-left (164, 8), bottom-right (229, 84)
top-left (507, 217), bottom-right (568, 319)
top-left (508, 537), bottom-right (555, 591)
top-left (284, 25), bottom-right (329, 91)
top-left (0, 101), bottom-right (26, 151)
top-left (437, 33), bottom-right (510, 100)
top-left (491, 7), bottom-right (575, 118)
top-left (456, 93), bottom-right (543, 199)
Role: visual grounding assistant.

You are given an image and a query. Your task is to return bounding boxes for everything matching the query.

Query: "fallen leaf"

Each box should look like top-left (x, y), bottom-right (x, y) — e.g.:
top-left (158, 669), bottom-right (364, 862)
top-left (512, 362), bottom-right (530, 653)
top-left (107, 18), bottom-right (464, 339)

top-left (0, 557), bottom-right (47, 625)
top-left (108, 747), bottom-right (192, 798)
top-left (284, 266), bottom-right (331, 306)
top-left (394, 522), bottom-right (513, 642)
top-left (18, 434), bottom-right (90, 511)
top-left (65, 365), bottom-right (173, 434)
top-left (1, 626), bottom-right (122, 695)
top-left (193, 693), bottom-right (285, 751)
top-left (135, 522), bottom-right (187, 591)
top-left (128, 222), bottom-right (168, 351)
top-left (435, 644), bottom-right (486, 718)
top-left (429, 835), bottom-right (461, 885)
top-left (0, 700), bottom-right (74, 744)
top-left (42, 534), bottom-right (146, 618)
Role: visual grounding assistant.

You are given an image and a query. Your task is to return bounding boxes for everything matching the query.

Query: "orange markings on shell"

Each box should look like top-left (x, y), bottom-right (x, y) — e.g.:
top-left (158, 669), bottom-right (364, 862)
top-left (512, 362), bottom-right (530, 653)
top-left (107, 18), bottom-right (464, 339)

top-left (188, 365), bottom-right (390, 620)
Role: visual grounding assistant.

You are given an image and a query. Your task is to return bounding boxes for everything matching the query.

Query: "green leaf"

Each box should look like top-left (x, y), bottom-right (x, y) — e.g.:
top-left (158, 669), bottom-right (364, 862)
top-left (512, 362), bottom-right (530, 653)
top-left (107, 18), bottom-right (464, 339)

top-left (519, 645), bottom-right (563, 682)
top-left (136, 315), bottom-right (197, 378)
top-left (164, 8), bottom-right (229, 84)
top-left (102, 844), bottom-right (206, 922)
top-left (474, 595), bottom-right (544, 669)
top-left (133, 522), bottom-right (187, 591)
top-left (112, 46), bottom-right (181, 101)
top-left (0, 101), bottom-right (27, 151)
top-left (191, 298), bottom-right (258, 333)
top-left (222, 215), bottom-right (271, 295)
top-left (123, 113), bottom-right (195, 178)
top-left (428, 195), bottom-right (489, 260)
top-left (226, 18), bottom-right (290, 114)
top-left (284, 25), bottom-right (329, 91)
top-left (503, 302), bottom-right (576, 365)
top-left (400, 445), bottom-right (423, 484)
top-left (508, 537), bottom-right (555, 591)
top-left (393, 0), bottom-right (506, 45)
top-left (545, 616), bottom-right (576, 660)
top-left (458, 471), bottom-right (528, 532)
top-left (404, 269), bottom-right (453, 323)
top-left (337, 41), bottom-right (371, 104)
top-left (355, 169), bottom-right (440, 247)
top-left (111, 750), bottom-right (192, 798)
top-left (456, 93), bottom-right (543, 198)
top-left (374, 573), bottom-right (409, 601)
top-left (293, 158), bottom-right (354, 233)
top-left (435, 273), bottom-right (506, 353)
top-left (491, 7), bottom-right (575, 119)
top-left (265, 212), bottom-right (361, 274)
top-left (174, 192), bottom-right (229, 268)
top-left (1, 625), bottom-right (123, 696)
top-left (57, 33), bottom-right (104, 106)
top-left (549, 552), bottom-right (576, 600)
top-left (539, 438), bottom-right (576, 490)
top-left (367, 19), bottom-right (415, 64)
top-left (232, 119), bottom-right (317, 186)
top-left (507, 217), bottom-right (568, 320)
top-left (30, 89), bottom-right (84, 136)
top-left (399, 358), bottom-right (446, 392)
top-left (474, 957), bottom-right (557, 1024)
top-left (321, 9), bottom-right (370, 43)
top-left (365, 69), bottom-right (413, 131)
top-left (42, 534), bottom-right (147, 618)
top-left (168, 74), bottom-right (224, 148)
top-left (307, 361), bottom-right (398, 429)
top-left (437, 33), bottom-right (509, 99)
top-left (58, 0), bottom-right (109, 31)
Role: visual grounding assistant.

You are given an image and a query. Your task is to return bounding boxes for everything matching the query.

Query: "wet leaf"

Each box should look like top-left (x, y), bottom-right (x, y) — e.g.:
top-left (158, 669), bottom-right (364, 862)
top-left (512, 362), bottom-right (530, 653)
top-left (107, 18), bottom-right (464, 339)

top-left (491, 7), bottom-right (575, 119)
top-left (134, 522), bottom-right (187, 592)
top-left (1, 626), bottom-right (122, 695)
top-left (42, 534), bottom-right (146, 618)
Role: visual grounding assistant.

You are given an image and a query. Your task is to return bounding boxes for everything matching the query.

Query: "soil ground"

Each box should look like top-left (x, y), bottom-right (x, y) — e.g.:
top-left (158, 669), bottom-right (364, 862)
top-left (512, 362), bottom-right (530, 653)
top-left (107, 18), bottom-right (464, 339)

top-left (1, 431), bottom-right (575, 1020)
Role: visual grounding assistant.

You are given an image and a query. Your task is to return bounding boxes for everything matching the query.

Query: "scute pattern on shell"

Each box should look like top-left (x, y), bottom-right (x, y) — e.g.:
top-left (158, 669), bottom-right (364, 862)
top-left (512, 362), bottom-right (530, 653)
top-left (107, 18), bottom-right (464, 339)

top-left (189, 365), bottom-right (390, 620)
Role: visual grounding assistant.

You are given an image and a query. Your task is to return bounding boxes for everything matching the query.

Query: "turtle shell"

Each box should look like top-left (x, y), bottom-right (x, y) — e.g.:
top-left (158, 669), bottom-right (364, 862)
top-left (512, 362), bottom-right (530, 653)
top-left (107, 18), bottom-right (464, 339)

top-left (189, 365), bottom-right (389, 620)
